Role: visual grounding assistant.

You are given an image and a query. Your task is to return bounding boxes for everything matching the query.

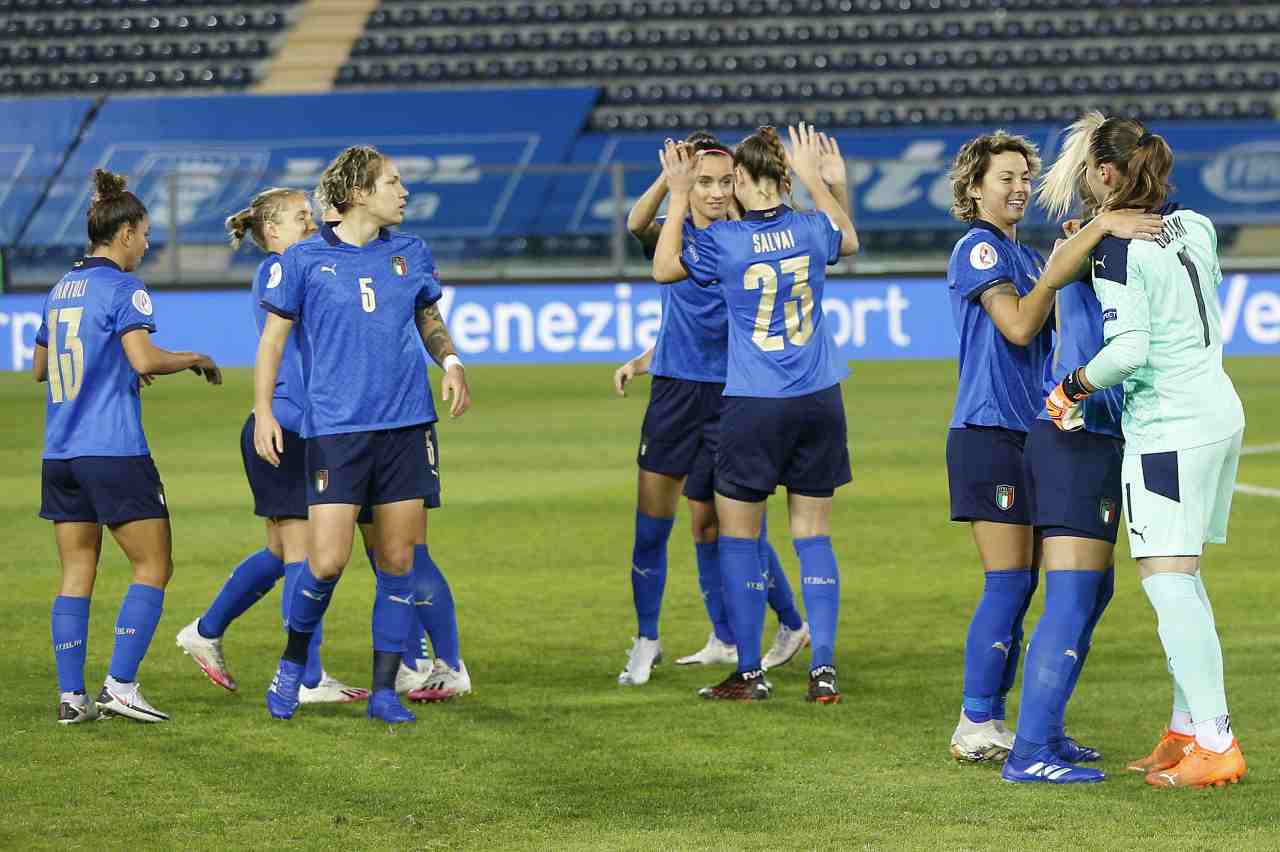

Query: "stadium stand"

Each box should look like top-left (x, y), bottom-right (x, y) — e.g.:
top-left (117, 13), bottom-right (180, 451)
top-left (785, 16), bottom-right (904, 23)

top-left (336, 0), bottom-right (1280, 129)
top-left (0, 0), bottom-right (295, 94)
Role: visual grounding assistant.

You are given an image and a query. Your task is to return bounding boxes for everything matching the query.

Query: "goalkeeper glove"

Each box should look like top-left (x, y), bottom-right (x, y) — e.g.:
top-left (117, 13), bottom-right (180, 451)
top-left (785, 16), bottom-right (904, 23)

top-left (1046, 367), bottom-right (1092, 432)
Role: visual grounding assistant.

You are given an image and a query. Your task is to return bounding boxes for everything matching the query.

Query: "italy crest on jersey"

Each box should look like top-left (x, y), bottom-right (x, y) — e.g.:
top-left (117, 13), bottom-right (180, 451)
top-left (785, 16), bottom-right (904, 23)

top-left (1100, 497), bottom-right (1117, 525)
top-left (392, 256), bottom-right (407, 276)
top-left (995, 484), bottom-right (1015, 511)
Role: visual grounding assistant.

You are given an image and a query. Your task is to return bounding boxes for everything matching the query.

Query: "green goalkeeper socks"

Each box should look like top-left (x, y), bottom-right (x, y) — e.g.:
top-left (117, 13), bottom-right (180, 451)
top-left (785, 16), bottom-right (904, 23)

top-left (1142, 572), bottom-right (1229, 727)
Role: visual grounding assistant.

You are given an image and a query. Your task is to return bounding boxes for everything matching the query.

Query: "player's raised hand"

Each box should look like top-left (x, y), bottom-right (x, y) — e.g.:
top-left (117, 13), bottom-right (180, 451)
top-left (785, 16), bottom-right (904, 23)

top-left (786, 122), bottom-right (824, 188)
top-left (1099, 208), bottom-right (1164, 241)
top-left (1046, 367), bottom-right (1092, 431)
top-left (254, 409), bottom-right (284, 467)
top-left (1062, 219), bottom-right (1084, 238)
top-left (816, 132), bottom-right (847, 187)
top-left (659, 139), bottom-right (698, 195)
top-left (441, 363), bottom-right (471, 418)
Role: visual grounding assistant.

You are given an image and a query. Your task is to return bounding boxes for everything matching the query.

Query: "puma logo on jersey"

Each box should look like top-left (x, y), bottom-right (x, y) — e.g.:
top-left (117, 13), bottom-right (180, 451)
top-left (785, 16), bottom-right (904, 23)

top-left (1093, 255), bottom-right (1106, 271)
top-left (1130, 525), bottom-right (1148, 542)
top-left (320, 265), bottom-right (337, 276)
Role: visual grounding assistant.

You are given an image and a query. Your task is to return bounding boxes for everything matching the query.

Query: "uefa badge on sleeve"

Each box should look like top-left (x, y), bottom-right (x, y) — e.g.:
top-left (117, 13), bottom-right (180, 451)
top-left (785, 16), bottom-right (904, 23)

top-left (1100, 497), bottom-right (1117, 525)
top-left (315, 469), bottom-right (329, 494)
top-left (392, 256), bottom-right (407, 276)
top-left (995, 484), bottom-right (1015, 511)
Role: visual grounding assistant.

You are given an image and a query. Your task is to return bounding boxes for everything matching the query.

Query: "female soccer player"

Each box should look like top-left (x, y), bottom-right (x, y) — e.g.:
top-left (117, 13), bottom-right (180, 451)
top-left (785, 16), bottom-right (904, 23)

top-left (1044, 117), bottom-right (1248, 788)
top-left (944, 132), bottom-right (1163, 763)
top-left (996, 114), bottom-right (1168, 784)
top-left (37, 168), bottom-right (221, 724)
top-left (653, 123), bottom-right (858, 702)
top-left (176, 187), bottom-right (367, 704)
top-left (255, 145), bottom-right (471, 724)
top-left (614, 130), bottom-right (811, 685)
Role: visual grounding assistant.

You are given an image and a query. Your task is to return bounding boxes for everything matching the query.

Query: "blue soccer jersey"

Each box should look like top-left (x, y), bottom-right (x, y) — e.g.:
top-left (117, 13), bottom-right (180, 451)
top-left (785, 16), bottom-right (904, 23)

top-left (252, 253), bottom-right (304, 434)
top-left (1039, 276), bottom-right (1123, 438)
top-left (262, 224), bottom-right (440, 438)
top-left (948, 221), bottom-right (1053, 432)
top-left (36, 258), bottom-right (154, 459)
top-left (644, 217), bottom-right (728, 383)
top-left (681, 205), bottom-right (848, 398)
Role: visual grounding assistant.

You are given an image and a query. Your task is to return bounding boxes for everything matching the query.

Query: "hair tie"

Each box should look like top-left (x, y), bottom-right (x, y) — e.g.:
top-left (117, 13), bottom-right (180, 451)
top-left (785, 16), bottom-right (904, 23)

top-left (1138, 132), bottom-right (1154, 147)
top-left (701, 145), bottom-right (733, 157)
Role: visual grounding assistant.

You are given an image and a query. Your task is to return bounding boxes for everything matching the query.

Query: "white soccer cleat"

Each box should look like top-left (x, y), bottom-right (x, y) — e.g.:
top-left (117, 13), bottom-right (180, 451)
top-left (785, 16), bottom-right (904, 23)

top-left (617, 637), bottom-right (662, 686)
top-left (991, 718), bottom-right (1017, 752)
top-left (298, 672), bottom-right (370, 704)
top-left (762, 621), bottom-right (810, 671)
top-left (950, 709), bottom-right (1011, 763)
top-left (407, 659), bottom-right (471, 702)
top-left (96, 676), bottom-right (170, 723)
top-left (175, 619), bottom-right (237, 691)
top-left (675, 632), bottom-right (738, 666)
top-left (395, 659), bottom-right (433, 694)
top-left (57, 692), bottom-right (101, 725)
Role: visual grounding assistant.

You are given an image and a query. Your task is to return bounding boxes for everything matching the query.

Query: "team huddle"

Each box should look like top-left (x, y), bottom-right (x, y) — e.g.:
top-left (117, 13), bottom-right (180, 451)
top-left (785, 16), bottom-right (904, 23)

top-left (33, 114), bottom-right (1246, 788)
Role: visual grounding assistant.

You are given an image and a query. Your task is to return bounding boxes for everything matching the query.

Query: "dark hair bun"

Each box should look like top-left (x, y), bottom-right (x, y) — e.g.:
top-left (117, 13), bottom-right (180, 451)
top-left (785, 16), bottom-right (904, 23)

top-left (92, 168), bottom-right (128, 204)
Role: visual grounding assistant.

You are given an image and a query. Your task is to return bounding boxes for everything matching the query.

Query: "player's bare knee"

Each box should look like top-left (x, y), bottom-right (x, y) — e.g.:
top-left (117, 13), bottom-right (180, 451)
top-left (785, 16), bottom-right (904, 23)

top-left (374, 543), bottom-right (414, 575)
top-left (131, 559), bottom-right (172, 588)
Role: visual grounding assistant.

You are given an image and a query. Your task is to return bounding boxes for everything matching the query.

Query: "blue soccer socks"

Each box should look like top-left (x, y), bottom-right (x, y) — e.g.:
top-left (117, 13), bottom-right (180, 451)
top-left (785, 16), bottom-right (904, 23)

top-left (719, 536), bottom-right (768, 672)
top-left (287, 561), bottom-right (337, 635)
top-left (410, 545), bottom-right (460, 670)
top-left (197, 548), bottom-right (284, 639)
top-left (108, 583), bottom-right (165, 683)
top-left (1013, 570), bottom-right (1105, 756)
top-left (763, 542), bottom-right (804, 631)
top-left (1052, 565), bottom-right (1114, 744)
top-left (794, 536), bottom-right (839, 669)
top-left (694, 541), bottom-right (735, 645)
top-left (631, 512), bottom-right (674, 640)
top-left (963, 568), bottom-right (1035, 723)
top-left (372, 570), bottom-right (414, 653)
top-left (52, 595), bottom-right (91, 694)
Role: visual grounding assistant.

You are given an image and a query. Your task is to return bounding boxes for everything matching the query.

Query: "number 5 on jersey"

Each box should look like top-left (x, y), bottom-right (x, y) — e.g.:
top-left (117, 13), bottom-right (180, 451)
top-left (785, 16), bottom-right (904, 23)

top-left (359, 276), bottom-right (377, 313)
top-left (744, 256), bottom-right (814, 351)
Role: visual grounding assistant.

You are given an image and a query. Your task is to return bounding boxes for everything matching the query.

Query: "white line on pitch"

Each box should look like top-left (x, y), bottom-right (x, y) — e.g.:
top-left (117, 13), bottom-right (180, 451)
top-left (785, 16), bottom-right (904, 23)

top-left (1241, 443), bottom-right (1280, 456)
top-left (1235, 483), bottom-right (1280, 498)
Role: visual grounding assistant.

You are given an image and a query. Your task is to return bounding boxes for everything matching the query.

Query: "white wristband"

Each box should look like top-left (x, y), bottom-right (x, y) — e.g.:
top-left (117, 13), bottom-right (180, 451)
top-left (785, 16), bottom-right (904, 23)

top-left (442, 354), bottom-right (464, 372)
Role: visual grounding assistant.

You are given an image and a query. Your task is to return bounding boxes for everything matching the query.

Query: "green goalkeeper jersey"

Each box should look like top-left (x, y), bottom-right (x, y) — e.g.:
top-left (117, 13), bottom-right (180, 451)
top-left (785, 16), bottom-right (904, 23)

top-left (1091, 205), bottom-right (1244, 453)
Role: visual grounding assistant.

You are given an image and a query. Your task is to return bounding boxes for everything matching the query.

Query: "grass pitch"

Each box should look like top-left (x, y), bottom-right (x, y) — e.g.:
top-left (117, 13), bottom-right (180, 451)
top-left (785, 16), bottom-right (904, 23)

top-left (1, 359), bottom-right (1278, 851)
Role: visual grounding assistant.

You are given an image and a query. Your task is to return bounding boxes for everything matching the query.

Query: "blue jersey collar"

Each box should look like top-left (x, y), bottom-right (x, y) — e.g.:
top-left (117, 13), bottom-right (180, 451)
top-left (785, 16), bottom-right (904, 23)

top-left (971, 219), bottom-right (1013, 241)
top-left (743, 204), bottom-right (791, 221)
top-left (1156, 201), bottom-right (1181, 215)
top-left (319, 222), bottom-right (392, 247)
top-left (77, 257), bottom-right (123, 272)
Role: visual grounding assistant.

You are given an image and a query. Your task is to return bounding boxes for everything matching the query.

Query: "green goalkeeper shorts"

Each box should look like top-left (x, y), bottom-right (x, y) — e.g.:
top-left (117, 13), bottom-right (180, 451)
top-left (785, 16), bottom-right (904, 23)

top-left (1121, 430), bottom-right (1243, 559)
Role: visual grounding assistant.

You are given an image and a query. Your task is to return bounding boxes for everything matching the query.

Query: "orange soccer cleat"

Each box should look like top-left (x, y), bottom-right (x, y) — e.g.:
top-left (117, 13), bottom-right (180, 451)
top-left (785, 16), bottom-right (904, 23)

top-left (1145, 740), bottom-right (1247, 789)
top-left (1126, 728), bottom-right (1194, 774)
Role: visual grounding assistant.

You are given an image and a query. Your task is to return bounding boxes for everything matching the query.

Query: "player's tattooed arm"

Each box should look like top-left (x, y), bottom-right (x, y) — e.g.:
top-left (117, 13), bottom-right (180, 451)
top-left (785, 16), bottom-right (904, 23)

top-left (979, 280), bottom-right (1056, 347)
top-left (417, 302), bottom-right (471, 417)
top-left (415, 302), bottom-right (457, 367)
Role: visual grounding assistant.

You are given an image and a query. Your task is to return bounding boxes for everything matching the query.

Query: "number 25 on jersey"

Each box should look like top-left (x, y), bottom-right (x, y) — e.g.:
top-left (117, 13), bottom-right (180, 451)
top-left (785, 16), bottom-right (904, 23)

top-left (744, 256), bottom-right (814, 352)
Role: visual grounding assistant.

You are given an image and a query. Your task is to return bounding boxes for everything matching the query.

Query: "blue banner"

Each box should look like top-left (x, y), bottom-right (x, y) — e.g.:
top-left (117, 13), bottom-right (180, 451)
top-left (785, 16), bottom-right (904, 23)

top-left (0, 97), bottom-right (96, 244)
top-left (551, 121), bottom-right (1280, 234)
top-left (3, 274), bottom-right (1277, 371)
top-left (19, 88), bottom-right (599, 247)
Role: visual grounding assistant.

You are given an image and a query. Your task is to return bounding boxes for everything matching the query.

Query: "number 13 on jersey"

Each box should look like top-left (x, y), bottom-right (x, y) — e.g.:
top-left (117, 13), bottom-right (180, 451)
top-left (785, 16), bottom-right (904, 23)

top-left (744, 256), bottom-right (814, 351)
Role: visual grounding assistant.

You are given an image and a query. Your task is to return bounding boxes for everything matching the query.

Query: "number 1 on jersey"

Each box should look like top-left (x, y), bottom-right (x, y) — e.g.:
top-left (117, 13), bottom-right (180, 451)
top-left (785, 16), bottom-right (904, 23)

top-left (359, 276), bottom-right (377, 313)
top-left (743, 256), bottom-right (814, 352)
top-left (1176, 249), bottom-right (1211, 347)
